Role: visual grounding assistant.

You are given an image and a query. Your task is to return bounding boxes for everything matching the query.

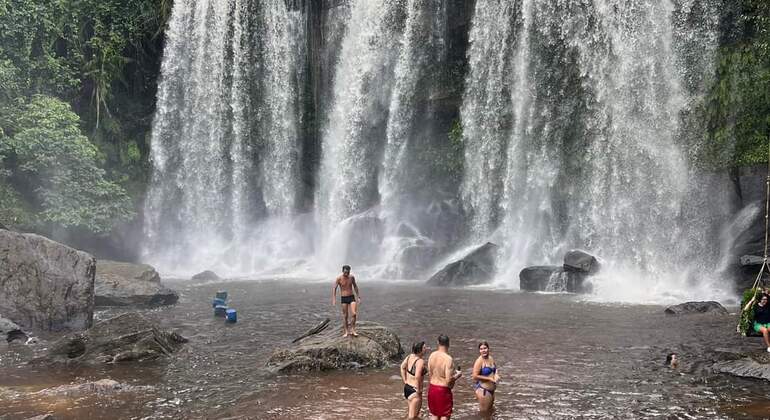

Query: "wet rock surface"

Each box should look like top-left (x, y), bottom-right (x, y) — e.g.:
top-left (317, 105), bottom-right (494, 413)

top-left (191, 270), bottom-right (221, 282)
top-left (563, 249), bottom-right (600, 274)
top-left (95, 260), bottom-right (178, 307)
top-left (0, 230), bottom-right (95, 332)
top-left (519, 266), bottom-right (592, 293)
top-left (0, 316), bottom-right (29, 343)
top-left (35, 379), bottom-right (154, 397)
top-left (44, 312), bottom-right (187, 364)
top-left (427, 242), bottom-right (498, 287)
top-left (266, 321), bottom-right (403, 372)
top-left (664, 301), bottom-right (729, 315)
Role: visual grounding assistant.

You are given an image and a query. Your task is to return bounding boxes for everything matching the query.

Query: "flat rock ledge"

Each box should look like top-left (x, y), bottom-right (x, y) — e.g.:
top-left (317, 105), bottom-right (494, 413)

top-left (42, 312), bottom-right (186, 365)
top-left (714, 351), bottom-right (770, 381)
top-left (266, 320), bottom-right (403, 372)
top-left (95, 260), bottom-right (178, 307)
top-left (664, 301), bottom-right (728, 316)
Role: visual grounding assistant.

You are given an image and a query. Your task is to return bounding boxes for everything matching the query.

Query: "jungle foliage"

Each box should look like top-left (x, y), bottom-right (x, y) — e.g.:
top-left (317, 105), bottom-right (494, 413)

top-left (0, 0), bottom-right (169, 233)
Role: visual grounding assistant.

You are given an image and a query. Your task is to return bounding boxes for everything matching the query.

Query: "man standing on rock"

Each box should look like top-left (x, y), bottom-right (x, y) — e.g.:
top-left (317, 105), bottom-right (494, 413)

top-left (427, 334), bottom-right (462, 420)
top-left (332, 265), bottom-right (361, 337)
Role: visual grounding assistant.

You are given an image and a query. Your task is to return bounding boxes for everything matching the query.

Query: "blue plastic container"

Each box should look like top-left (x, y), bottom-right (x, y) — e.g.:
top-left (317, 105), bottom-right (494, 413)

top-left (212, 298), bottom-right (226, 308)
top-left (225, 309), bottom-right (237, 323)
top-left (214, 304), bottom-right (228, 317)
top-left (215, 290), bottom-right (228, 301)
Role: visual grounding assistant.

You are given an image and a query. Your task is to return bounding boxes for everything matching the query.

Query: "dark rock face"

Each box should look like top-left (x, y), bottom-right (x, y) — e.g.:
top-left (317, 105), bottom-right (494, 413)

top-left (191, 270), bottom-right (221, 282)
top-left (519, 266), bottom-right (592, 293)
top-left (95, 260), bottom-right (178, 307)
top-left (0, 316), bottom-right (28, 343)
top-left (342, 211), bottom-right (384, 265)
top-left (44, 312), bottom-right (187, 364)
top-left (664, 301), bottom-right (729, 315)
top-left (266, 321), bottom-right (403, 372)
top-left (563, 250), bottom-right (600, 274)
top-left (0, 230), bottom-right (95, 332)
top-left (427, 242), bottom-right (499, 287)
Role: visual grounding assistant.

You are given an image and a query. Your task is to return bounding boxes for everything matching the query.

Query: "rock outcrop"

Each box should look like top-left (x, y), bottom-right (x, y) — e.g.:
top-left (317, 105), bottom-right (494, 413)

top-left (0, 315), bottom-right (29, 343)
top-left (35, 379), bottom-right (154, 397)
top-left (563, 249), bottom-right (600, 274)
top-left (427, 242), bottom-right (499, 287)
top-left (0, 230), bottom-right (94, 332)
top-left (714, 351), bottom-right (770, 381)
top-left (520, 250), bottom-right (599, 293)
top-left (267, 320), bottom-right (403, 372)
top-left (95, 260), bottom-right (178, 307)
top-left (44, 312), bottom-right (186, 364)
top-left (191, 270), bottom-right (221, 282)
top-left (664, 301), bottom-right (729, 315)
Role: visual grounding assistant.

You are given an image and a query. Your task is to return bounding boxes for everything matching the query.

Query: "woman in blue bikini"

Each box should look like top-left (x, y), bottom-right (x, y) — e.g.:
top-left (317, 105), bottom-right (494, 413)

top-left (472, 341), bottom-right (499, 416)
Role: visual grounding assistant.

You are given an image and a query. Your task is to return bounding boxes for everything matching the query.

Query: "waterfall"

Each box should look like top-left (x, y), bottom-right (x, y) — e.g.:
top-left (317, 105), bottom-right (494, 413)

top-left (143, 0), bottom-right (306, 274)
top-left (461, 0), bottom-right (724, 300)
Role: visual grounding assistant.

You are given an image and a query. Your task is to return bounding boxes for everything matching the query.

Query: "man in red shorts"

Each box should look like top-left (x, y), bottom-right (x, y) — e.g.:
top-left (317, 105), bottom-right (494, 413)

top-left (427, 334), bottom-right (462, 419)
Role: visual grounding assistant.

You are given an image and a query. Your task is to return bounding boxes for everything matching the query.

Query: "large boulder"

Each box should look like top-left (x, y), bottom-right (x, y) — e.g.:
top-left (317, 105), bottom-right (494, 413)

top-left (266, 321), bottom-right (403, 372)
top-left (519, 265), bottom-right (592, 293)
top-left (44, 312), bottom-right (187, 364)
top-left (95, 260), bottom-right (178, 307)
top-left (0, 315), bottom-right (29, 343)
top-left (563, 250), bottom-right (600, 274)
top-left (664, 301), bottom-right (729, 315)
top-left (191, 270), bottom-right (221, 282)
top-left (427, 242), bottom-right (498, 287)
top-left (0, 230), bottom-right (94, 332)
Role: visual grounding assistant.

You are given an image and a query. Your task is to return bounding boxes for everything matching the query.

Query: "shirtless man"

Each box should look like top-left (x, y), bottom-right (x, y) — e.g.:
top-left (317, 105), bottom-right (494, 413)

top-left (427, 334), bottom-right (462, 420)
top-left (331, 265), bottom-right (361, 337)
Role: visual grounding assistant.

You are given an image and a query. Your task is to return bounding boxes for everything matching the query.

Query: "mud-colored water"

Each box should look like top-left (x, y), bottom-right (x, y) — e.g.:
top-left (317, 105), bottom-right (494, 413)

top-left (1, 280), bottom-right (769, 419)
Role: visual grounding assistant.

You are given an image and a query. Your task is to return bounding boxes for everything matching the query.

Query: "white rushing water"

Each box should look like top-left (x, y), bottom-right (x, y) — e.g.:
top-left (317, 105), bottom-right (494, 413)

top-left (460, 0), bottom-right (728, 302)
top-left (144, 0), bottom-right (306, 275)
top-left (144, 0), bottom-right (734, 303)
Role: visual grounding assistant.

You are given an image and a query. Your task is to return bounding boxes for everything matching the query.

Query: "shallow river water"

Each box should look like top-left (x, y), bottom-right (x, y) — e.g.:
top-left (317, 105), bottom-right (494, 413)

top-left (2, 280), bottom-right (770, 419)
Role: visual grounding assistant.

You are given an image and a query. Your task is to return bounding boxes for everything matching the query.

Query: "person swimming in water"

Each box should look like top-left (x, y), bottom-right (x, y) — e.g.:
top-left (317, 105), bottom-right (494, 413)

top-left (427, 334), bottom-right (462, 420)
top-left (331, 265), bottom-right (361, 337)
top-left (400, 341), bottom-right (428, 420)
top-left (472, 341), bottom-right (499, 417)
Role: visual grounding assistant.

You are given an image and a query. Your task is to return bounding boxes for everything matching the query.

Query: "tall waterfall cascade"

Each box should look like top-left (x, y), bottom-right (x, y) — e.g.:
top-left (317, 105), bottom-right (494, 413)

top-left (144, 0), bottom-right (735, 302)
top-left (461, 0), bottom-right (731, 301)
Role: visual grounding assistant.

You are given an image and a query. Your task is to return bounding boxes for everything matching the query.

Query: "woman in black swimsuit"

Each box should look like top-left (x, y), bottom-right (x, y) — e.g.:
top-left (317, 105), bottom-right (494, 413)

top-left (400, 341), bottom-right (428, 420)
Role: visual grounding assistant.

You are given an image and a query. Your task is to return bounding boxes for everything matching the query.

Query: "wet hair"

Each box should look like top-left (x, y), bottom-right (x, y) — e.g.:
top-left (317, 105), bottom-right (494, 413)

top-left (478, 341), bottom-right (490, 350)
top-left (665, 353), bottom-right (676, 366)
top-left (342, 265), bottom-right (351, 272)
top-left (438, 334), bottom-right (450, 347)
top-left (412, 341), bottom-right (425, 354)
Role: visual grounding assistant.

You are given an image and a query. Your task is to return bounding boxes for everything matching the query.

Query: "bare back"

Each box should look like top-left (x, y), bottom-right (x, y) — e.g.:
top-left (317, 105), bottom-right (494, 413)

top-left (428, 350), bottom-right (454, 387)
top-left (336, 274), bottom-right (355, 297)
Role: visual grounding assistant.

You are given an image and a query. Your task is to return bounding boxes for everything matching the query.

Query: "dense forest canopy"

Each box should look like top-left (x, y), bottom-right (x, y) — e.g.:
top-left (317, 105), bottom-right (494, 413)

top-left (0, 0), bottom-right (768, 241)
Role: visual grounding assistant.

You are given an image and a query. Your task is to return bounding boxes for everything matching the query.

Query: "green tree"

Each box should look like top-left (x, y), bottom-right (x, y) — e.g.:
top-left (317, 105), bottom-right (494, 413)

top-left (0, 95), bottom-right (133, 232)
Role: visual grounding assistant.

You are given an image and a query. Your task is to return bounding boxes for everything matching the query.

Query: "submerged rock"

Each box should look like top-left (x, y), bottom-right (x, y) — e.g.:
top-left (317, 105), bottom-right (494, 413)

top-left (519, 265), bottom-right (592, 293)
top-left (44, 312), bottom-right (187, 364)
top-left (0, 230), bottom-right (95, 332)
top-left (427, 242), bottom-right (499, 287)
top-left (191, 270), bottom-right (221, 282)
top-left (664, 301), bottom-right (728, 315)
top-left (0, 315), bottom-right (28, 343)
top-left (563, 250), bottom-right (600, 274)
top-left (714, 351), bottom-right (770, 381)
top-left (36, 379), bottom-right (153, 397)
top-left (266, 321), bottom-right (403, 372)
top-left (95, 260), bottom-right (178, 307)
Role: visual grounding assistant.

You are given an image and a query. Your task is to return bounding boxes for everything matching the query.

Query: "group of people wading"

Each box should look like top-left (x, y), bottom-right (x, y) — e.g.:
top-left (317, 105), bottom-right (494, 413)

top-left (332, 266), bottom-right (500, 419)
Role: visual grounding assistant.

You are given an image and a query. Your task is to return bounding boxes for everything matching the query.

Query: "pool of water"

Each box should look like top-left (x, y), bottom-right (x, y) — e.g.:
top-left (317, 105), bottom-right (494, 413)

top-left (1, 279), bottom-right (769, 419)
